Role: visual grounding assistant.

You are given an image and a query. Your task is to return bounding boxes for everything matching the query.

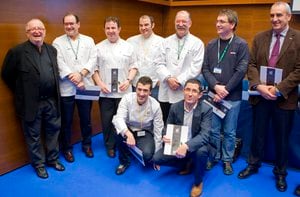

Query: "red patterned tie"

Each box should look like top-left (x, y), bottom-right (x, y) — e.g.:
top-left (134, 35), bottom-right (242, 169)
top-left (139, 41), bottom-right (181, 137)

top-left (269, 34), bottom-right (281, 67)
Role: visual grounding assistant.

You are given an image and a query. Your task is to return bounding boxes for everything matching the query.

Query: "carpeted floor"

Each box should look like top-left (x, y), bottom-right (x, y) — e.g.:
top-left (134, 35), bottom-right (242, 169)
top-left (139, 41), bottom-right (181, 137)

top-left (0, 134), bottom-right (299, 197)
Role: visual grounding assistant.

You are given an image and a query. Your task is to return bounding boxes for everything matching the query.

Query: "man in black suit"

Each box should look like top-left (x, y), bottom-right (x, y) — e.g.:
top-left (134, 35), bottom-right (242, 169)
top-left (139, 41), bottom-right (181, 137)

top-left (1, 18), bottom-right (65, 179)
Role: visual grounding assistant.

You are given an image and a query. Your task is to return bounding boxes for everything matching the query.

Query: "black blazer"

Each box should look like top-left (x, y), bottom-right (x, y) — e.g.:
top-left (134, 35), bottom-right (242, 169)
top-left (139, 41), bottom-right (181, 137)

top-left (1, 40), bottom-right (61, 121)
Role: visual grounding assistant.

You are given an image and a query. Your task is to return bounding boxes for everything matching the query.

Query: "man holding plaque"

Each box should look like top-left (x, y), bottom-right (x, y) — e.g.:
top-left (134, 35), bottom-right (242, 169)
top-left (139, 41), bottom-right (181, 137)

top-left (112, 76), bottom-right (163, 175)
top-left (238, 2), bottom-right (300, 192)
top-left (93, 16), bottom-right (138, 158)
top-left (153, 79), bottom-right (212, 197)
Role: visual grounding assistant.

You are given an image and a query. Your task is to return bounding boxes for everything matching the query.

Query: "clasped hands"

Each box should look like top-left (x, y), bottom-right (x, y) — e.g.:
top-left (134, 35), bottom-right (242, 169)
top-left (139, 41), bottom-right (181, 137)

top-left (69, 72), bottom-right (85, 90)
top-left (256, 84), bottom-right (278, 100)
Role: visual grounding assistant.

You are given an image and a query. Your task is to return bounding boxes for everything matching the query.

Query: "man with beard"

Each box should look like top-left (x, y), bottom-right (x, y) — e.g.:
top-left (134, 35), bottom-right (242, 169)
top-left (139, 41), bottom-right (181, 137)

top-left (53, 13), bottom-right (97, 162)
top-left (155, 10), bottom-right (205, 123)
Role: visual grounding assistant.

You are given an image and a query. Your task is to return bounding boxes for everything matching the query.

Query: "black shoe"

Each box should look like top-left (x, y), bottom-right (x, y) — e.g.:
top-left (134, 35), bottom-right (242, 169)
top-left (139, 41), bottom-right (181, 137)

top-left (294, 185), bottom-right (300, 196)
top-left (64, 151), bottom-right (75, 163)
top-left (238, 166), bottom-right (258, 179)
top-left (206, 161), bottom-right (217, 171)
top-left (82, 147), bottom-right (94, 158)
top-left (223, 162), bottom-right (234, 175)
top-left (177, 160), bottom-right (192, 175)
top-left (107, 149), bottom-right (116, 158)
top-left (35, 167), bottom-right (48, 179)
top-left (275, 175), bottom-right (287, 192)
top-left (115, 164), bottom-right (129, 175)
top-left (47, 161), bottom-right (65, 171)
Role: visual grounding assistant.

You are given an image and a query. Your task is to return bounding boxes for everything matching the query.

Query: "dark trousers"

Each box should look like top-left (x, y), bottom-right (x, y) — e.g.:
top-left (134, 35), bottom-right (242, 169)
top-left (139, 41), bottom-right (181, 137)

top-left (99, 97), bottom-right (121, 151)
top-left (21, 98), bottom-right (60, 168)
top-left (248, 99), bottom-right (294, 176)
top-left (153, 146), bottom-right (208, 185)
top-left (60, 96), bottom-right (92, 152)
top-left (160, 102), bottom-right (171, 124)
top-left (116, 131), bottom-right (155, 165)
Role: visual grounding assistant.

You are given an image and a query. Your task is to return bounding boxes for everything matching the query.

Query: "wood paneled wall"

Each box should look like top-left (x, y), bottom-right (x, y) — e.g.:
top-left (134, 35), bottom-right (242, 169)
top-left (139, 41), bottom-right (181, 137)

top-left (0, 0), bottom-right (299, 175)
top-left (0, 0), bottom-right (164, 175)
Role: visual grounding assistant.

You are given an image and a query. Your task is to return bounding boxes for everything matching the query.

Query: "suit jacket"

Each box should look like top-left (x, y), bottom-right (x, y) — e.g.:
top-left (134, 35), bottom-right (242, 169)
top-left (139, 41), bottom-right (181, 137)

top-left (248, 28), bottom-right (300, 110)
top-left (1, 40), bottom-right (61, 121)
top-left (166, 99), bottom-right (212, 152)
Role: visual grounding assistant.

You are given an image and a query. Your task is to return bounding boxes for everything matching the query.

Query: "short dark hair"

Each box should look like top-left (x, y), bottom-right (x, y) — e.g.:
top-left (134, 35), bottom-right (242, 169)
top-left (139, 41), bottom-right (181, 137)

top-left (184, 78), bottom-right (202, 92)
top-left (136, 76), bottom-right (153, 91)
top-left (63, 13), bottom-right (80, 24)
top-left (104, 16), bottom-right (120, 28)
top-left (140, 15), bottom-right (154, 25)
top-left (218, 9), bottom-right (238, 31)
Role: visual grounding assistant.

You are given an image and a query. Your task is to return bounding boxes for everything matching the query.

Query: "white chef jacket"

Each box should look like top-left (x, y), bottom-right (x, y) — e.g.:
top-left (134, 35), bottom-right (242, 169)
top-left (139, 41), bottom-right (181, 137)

top-left (155, 33), bottom-right (204, 103)
top-left (112, 92), bottom-right (163, 152)
top-left (95, 38), bottom-right (137, 98)
top-left (127, 33), bottom-right (164, 87)
top-left (53, 34), bottom-right (97, 96)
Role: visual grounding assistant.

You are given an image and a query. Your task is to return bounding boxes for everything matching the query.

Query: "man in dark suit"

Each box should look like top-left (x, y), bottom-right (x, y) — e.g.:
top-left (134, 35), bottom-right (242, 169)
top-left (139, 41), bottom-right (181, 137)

top-left (238, 2), bottom-right (300, 192)
top-left (1, 18), bottom-right (65, 179)
top-left (153, 79), bottom-right (212, 197)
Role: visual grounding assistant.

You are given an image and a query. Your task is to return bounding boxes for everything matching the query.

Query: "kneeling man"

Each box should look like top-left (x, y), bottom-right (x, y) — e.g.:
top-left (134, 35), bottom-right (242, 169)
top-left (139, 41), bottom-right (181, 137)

top-left (153, 79), bottom-right (212, 197)
top-left (112, 76), bottom-right (164, 175)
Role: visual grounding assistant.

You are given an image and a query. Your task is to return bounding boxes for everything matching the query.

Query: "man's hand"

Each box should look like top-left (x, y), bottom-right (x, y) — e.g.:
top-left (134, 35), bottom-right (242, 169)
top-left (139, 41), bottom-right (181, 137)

top-left (68, 72), bottom-right (82, 85)
top-left (257, 84), bottom-right (277, 100)
top-left (162, 135), bottom-right (171, 144)
top-left (214, 84), bottom-right (229, 99)
top-left (167, 77), bottom-right (181, 90)
top-left (119, 79), bottom-right (131, 92)
top-left (175, 143), bottom-right (188, 159)
top-left (125, 130), bottom-right (136, 147)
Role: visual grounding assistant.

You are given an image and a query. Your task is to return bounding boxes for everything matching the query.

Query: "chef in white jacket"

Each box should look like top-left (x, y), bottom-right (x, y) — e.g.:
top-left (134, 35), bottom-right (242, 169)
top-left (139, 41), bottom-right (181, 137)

top-left (155, 10), bottom-right (204, 122)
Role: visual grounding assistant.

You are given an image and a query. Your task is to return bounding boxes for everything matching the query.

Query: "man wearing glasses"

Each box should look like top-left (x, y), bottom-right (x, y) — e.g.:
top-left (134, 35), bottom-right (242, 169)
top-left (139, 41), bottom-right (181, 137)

top-left (2, 18), bottom-right (65, 179)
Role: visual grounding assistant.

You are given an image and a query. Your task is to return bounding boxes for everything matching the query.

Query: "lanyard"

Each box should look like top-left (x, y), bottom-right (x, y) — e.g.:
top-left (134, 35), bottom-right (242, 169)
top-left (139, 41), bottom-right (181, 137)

top-left (67, 36), bottom-right (80, 60)
top-left (177, 38), bottom-right (186, 60)
top-left (217, 35), bottom-right (233, 64)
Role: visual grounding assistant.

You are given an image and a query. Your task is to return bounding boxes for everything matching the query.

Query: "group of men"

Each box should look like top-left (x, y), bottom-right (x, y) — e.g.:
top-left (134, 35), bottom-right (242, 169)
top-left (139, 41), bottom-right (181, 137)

top-left (1, 1), bottom-right (300, 197)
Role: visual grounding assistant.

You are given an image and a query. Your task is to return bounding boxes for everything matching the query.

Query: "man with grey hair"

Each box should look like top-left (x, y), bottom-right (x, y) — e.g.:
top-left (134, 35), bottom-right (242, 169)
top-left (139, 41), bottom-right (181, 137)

top-left (127, 15), bottom-right (164, 100)
top-left (2, 18), bottom-right (65, 179)
top-left (238, 2), bottom-right (300, 192)
top-left (202, 9), bottom-right (249, 175)
top-left (155, 10), bottom-right (205, 123)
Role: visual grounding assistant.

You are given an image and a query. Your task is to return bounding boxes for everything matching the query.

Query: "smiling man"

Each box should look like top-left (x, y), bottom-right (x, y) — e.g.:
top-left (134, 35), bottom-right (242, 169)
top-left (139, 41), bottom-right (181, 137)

top-left (53, 13), bottom-right (97, 163)
top-left (93, 16), bottom-right (138, 158)
top-left (112, 76), bottom-right (164, 175)
top-left (2, 18), bottom-right (65, 179)
top-left (153, 78), bottom-right (212, 197)
top-left (127, 15), bottom-right (164, 100)
top-left (202, 9), bottom-right (249, 175)
top-left (154, 10), bottom-right (205, 123)
top-left (238, 2), bottom-right (300, 193)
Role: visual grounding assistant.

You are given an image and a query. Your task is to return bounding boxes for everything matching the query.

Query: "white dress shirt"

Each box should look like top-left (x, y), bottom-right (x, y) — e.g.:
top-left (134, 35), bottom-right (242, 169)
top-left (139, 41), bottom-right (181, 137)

top-left (112, 92), bottom-right (163, 152)
top-left (53, 34), bottom-right (97, 96)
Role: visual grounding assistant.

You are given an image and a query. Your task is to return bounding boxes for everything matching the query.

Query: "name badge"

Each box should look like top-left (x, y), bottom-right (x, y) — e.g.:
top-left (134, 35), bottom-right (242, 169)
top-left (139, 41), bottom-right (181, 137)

top-left (137, 130), bottom-right (146, 137)
top-left (213, 67), bottom-right (222, 74)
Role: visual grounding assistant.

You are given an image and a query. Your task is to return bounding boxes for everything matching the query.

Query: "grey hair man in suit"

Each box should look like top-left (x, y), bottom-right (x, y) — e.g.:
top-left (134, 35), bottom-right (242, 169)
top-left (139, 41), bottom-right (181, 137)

top-left (153, 78), bottom-right (212, 197)
top-left (1, 18), bottom-right (65, 179)
top-left (238, 1), bottom-right (300, 193)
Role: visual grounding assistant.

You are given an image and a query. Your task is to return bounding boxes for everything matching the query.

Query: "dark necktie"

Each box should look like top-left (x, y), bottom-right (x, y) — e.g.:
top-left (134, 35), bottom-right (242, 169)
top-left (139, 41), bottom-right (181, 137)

top-left (269, 34), bottom-right (281, 67)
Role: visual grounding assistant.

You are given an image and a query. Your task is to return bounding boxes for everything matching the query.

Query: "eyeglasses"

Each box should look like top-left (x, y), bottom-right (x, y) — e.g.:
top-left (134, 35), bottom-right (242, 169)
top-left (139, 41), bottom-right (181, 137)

top-left (184, 88), bottom-right (200, 94)
top-left (26, 27), bottom-right (45, 32)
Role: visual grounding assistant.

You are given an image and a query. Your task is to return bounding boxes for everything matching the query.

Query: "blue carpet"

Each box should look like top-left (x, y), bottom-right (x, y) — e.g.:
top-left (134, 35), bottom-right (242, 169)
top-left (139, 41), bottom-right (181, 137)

top-left (0, 134), bottom-right (299, 197)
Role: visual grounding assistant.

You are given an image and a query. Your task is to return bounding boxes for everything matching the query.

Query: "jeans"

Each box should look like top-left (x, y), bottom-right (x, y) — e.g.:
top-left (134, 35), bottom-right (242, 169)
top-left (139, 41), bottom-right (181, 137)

top-left (60, 96), bottom-right (92, 152)
top-left (209, 100), bottom-right (241, 163)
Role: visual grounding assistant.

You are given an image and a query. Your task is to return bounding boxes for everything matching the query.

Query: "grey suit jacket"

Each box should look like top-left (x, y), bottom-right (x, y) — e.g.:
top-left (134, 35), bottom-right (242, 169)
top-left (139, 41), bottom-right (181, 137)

top-left (248, 28), bottom-right (300, 110)
top-left (166, 99), bottom-right (212, 152)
